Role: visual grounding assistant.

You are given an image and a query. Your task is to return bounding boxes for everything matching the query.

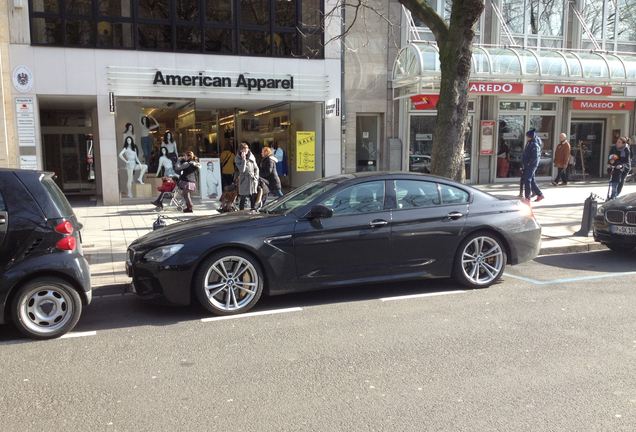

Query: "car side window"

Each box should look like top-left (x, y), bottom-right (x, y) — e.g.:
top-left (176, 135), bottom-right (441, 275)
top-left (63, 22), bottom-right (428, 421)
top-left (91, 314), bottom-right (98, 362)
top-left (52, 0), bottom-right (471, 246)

top-left (439, 184), bottom-right (469, 205)
top-left (394, 180), bottom-right (440, 209)
top-left (321, 181), bottom-right (386, 216)
top-left (0, 190), bottom-right (6, 211)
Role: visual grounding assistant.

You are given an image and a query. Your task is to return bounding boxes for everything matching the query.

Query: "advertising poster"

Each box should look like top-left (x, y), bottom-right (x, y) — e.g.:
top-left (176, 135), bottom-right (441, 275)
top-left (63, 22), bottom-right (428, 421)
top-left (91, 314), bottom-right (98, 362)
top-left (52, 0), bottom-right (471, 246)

top-left (296, 131), bottom-right (316, 172)
top-left (199, 158), bottom-right (222, 201)
top-left (480, 120), bottom-right (495, 155)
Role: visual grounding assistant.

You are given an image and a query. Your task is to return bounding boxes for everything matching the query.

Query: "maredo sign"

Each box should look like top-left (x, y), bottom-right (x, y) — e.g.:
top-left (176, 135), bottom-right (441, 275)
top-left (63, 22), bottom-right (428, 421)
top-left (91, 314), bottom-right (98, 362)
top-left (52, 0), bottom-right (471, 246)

top-left (543, 84), bottom-right (612, 96)
top-left (572, 100), bottom-right (635, 111)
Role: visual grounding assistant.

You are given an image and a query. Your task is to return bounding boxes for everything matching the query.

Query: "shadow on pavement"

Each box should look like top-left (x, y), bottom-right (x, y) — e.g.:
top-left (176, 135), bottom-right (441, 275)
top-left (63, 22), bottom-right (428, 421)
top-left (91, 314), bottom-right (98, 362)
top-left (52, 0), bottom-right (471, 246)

top-left (534, 249), bottom-right (636, 272)
top-left (0, 279), bottom-right (469, 343)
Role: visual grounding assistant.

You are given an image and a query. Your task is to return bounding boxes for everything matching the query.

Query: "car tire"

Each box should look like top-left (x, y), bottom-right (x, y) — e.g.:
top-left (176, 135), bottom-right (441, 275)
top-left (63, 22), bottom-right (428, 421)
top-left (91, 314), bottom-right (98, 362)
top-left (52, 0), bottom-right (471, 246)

top-left (194, 249), bottom-right (264, 316)
top-left (11, 277), bottom-right (83, 340)
top-left (453, 232), bottom-right (507, 289)
top-left (605, 243), bottom-right (634, 253)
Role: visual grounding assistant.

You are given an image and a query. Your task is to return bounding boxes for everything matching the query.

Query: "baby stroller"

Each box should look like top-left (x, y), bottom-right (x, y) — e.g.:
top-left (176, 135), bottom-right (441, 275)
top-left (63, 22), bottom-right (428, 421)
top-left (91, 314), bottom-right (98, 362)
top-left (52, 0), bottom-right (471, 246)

top-left (153, 177), bottom-right (185, 211)
top-left (219, 183), bottom-right (239, 213)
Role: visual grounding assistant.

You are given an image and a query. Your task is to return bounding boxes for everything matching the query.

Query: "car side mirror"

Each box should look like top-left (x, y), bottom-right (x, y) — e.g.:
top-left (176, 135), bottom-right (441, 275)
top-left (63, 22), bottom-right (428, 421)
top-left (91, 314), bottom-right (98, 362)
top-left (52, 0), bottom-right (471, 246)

top-left (305, 205), bottom-right (333, 220)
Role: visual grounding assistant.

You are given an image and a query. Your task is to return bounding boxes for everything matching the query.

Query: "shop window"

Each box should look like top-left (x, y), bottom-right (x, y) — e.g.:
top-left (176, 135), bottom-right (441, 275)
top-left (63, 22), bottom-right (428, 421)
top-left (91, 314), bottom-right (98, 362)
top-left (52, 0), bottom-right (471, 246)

top-left (356, 115), bottom-right (380, 172)
top-left (138, 24), bottom-right (172, 50)
top-left (273, 32), bottom-right (297, 57)
top-left (31, 17), bottom-right (63, 44)
top-left (499, 101), bottom-right (527, 111)
top-left (275, 0), bottom-right (296, 27)
top-left (99, 0), bottom-right (132, 18)
top-left (301, 0), bottom-right (321, 28)
top-left (531, 102), bottom-right (557, 111)
top-left (240, 0), bottom-right (269, 26)
top-left (206, 0), bottom-right (233, 23)
top-left (177, 0), bottom-right (200, 21)
top-left (177, 26), bottom-right (202, 51)
top-left (65, 0), bottom-right (91, 16)
top-left (205, 28), bottom-right (234, 53)
top-left (138, 0), bottom-right (170, 20)
top-left (301, 32), bottom-right (323, 59)
top-left (497, 114), bottom-right (526, 178)
top-left (529, 115), bottom-right (555, 177)
top-left (240, 31), bottom-right (270, 56)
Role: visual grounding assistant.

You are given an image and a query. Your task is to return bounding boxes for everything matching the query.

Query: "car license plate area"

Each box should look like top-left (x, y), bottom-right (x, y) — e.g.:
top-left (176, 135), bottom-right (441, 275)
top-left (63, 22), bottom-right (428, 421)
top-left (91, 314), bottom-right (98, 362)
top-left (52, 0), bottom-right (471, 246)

top-left (610, 225), bottom-right (636, 235)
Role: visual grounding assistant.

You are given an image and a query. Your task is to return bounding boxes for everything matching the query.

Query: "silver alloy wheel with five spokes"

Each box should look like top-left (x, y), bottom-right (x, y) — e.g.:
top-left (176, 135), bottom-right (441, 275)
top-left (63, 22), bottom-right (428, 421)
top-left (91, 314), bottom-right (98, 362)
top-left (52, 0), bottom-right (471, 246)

top-left (460, 236), bottom-right (504, 286)
top-left (17, 285), bottom-right (75, 335)
top-left (202, 255), bottom-right (259, 312)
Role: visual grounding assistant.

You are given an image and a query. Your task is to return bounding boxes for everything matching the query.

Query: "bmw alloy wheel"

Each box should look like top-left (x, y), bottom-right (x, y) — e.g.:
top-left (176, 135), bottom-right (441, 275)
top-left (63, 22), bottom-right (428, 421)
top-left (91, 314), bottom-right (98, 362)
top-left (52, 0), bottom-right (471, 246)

top-left (459, 235), bottom-right (505, 287)
top-left (201, 255), bottom-right (260, 312)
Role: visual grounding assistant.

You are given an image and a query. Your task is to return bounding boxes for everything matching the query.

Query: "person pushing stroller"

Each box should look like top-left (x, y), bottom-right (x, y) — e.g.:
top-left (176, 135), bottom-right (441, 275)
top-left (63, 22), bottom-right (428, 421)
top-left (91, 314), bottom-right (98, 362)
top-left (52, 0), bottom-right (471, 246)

top-left (607, 136), bottom-right (631, 200)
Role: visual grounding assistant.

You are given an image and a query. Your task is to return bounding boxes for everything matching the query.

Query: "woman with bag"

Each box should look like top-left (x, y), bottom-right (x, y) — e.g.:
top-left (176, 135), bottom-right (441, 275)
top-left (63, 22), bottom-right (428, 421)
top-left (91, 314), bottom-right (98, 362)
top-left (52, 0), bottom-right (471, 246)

top-left (235, 142), bottom-right (259, 211)
top-left (175, 151), bottom-right (200, 213)
top-left (260, 146), bottom-right (283, 202)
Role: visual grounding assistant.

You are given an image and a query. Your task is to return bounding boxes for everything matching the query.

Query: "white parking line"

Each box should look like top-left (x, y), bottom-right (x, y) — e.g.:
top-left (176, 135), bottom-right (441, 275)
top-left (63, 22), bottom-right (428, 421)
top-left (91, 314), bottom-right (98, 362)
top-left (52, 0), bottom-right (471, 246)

top-left (200, 307), bottom-right (303, 322)
top-left (60, 331), bottom-right (97, 339)
top-left (380, 290), bottom-right (467, 302)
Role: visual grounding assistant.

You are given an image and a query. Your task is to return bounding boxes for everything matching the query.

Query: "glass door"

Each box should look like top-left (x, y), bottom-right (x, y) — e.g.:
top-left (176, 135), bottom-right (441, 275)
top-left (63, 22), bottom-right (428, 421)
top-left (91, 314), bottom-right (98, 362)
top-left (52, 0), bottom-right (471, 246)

top-left (42, 132), bottom-right (96, 194)
top-left (356, 114), bottom-right (380, 172)
top-left (570, 120), bottom-right (605, 178)
top-left (497, 114), bottom-right (526, 178)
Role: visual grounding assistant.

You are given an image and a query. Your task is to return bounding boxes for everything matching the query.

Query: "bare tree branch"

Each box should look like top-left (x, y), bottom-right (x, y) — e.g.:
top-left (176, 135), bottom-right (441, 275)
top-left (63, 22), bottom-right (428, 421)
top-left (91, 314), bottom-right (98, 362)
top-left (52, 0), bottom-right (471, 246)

top-left (399, 0), bottom-right (449, 42)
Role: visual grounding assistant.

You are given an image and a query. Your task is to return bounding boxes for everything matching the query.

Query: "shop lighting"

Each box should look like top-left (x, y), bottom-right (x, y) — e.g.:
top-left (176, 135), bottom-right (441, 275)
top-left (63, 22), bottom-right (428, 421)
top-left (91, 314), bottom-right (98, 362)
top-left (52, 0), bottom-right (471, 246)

top-left (237, 110), bottom-right (248, 115)
top-left (220, 120), bottom-right (234, 126)
top-left (254, 110), bottom-right (271, 117)
top-left (219, 114), bottom-right (234, 122)
top-left (178, 109), bottom-right (195, 118)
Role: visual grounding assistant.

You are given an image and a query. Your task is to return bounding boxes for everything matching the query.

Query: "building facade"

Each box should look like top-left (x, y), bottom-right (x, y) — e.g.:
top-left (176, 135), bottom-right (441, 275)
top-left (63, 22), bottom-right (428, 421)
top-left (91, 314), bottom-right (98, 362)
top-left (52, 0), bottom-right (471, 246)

top-left (3, 0), bottom-right (342, 204)
top-left (393, 0), bottom-right (636, 183)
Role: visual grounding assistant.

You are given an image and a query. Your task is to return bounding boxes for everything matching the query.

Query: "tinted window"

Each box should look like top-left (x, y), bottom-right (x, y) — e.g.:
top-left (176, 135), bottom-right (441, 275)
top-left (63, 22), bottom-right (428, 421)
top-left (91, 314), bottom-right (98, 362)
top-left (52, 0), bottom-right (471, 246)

top-left (0, 190), bottom-right (6, 211)
top-left (263, 181), bottom-right (337, 215)
top-left (322, 181), bottom-right (386, 216)
top-left (439, 184), bottom-right (470, 205)
top-left (394, 180), bottom-right (440, 209)
top-left (41, 176), bottom-right (75, 217)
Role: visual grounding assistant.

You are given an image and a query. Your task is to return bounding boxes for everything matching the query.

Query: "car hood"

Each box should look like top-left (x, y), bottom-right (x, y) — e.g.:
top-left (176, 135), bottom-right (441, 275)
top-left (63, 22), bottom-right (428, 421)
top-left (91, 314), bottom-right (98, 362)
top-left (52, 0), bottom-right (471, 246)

top-left (131, 211), bottom-right (280, 249)
top-left (602, 192), bottom-right (636, 210)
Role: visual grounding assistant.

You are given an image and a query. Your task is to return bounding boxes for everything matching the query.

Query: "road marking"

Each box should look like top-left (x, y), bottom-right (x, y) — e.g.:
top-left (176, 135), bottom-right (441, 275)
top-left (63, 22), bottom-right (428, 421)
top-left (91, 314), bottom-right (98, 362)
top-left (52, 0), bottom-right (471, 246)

top-left (380, 290), bottom-right (467, 302)
top-left (60, 330), bottom-right (97, 339)
top-left (504, 271), bottom-right (636, 285)
top-left (200, 307), bottom-right (303, 322)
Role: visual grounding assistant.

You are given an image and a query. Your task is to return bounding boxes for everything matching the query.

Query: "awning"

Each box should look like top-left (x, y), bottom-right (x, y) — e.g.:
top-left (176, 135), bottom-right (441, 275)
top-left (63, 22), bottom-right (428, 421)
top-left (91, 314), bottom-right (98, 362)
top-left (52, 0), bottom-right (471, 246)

top-left (392, 43), bottom-right (636, 90)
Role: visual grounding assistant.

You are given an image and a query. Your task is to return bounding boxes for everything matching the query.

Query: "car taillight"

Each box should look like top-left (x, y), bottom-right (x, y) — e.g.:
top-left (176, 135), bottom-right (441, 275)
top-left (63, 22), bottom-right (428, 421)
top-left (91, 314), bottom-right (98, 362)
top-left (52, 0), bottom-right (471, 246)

top-left (56, 236), bottom-right (76, 251)
top-left (55, 220), bottom-right (74, 235)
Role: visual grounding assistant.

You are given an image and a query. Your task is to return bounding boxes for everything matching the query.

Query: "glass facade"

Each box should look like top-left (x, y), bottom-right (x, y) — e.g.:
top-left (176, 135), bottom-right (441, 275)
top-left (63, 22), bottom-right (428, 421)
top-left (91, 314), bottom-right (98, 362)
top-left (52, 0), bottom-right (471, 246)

top-left (582, 0), bottom-right (636, 50)
top-left (28, 0), bottom-right (324, 58)
top-left (501, 0), bottom-right (564, 47)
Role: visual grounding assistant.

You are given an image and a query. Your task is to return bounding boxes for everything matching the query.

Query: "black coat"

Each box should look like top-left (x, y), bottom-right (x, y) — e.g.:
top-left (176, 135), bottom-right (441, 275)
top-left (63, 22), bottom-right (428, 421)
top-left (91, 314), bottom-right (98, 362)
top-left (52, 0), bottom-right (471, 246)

top-left (260, 156), bottom-right (281, 192)
top-left (176, 159), bottom-right (199, 183)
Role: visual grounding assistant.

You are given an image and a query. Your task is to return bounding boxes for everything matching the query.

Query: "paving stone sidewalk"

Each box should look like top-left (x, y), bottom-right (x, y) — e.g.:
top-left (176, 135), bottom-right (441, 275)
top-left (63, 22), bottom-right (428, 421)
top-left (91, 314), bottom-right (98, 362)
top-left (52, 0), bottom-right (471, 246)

top-left (76, 180), bottom-right (635, 291)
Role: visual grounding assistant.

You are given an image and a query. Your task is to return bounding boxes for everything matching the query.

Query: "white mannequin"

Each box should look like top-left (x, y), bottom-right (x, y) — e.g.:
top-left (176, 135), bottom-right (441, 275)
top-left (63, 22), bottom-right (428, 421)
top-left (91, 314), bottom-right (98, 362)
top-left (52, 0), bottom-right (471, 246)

top-left (123, 122), bottom-right (135, 143)
top-left (161, 131), bottom-right (178, 163)
top-left (119, 136), bottom-right (148, 198)
top-left (156, 146), bottom-right (176, 177)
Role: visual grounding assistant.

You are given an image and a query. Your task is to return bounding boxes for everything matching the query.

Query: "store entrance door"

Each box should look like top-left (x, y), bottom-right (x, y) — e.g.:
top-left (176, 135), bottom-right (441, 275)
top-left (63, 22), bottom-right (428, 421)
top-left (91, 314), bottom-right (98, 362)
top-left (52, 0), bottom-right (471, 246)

top-left (570, 120), bottom-right (605, 178)
top-left (42, 130), bottom-right (96, 195)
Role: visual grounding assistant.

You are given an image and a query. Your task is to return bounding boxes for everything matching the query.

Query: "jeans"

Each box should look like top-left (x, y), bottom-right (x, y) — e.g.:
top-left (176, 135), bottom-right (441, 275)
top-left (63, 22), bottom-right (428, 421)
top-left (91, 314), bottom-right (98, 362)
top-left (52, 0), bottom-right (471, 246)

top-left (141, 136), bottom-right (153, 163)
top-left (610, 171), bottom-right (628, 199)
top-left (239, 194), bottom-right (256, 210)
top-left (554, 167), bottom-right (568, 184)
top-left (521, 169), bottom-right (542, 199)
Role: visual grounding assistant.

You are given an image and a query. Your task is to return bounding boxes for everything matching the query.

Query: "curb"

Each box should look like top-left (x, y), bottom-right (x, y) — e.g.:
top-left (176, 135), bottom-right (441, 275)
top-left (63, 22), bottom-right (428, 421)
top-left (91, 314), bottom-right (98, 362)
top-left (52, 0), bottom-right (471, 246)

top-left (538, 242), bottom-right (606, 256)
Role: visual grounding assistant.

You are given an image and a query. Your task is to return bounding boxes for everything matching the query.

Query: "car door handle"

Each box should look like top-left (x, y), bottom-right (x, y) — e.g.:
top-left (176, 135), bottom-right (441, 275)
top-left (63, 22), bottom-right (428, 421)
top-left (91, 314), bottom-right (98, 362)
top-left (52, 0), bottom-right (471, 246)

top-left (446, 212), bottom-right (464, 220)
top-left (369, 219), bottom-right (389, 228)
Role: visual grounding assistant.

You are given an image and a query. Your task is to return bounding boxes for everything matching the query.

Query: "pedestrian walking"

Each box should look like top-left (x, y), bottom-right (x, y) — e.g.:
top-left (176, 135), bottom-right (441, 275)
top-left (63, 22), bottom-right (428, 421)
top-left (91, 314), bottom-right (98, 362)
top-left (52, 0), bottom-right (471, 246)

top-left (607, 136), bottom-right (631, 199)
top-left (220, 143), bottom-right (236, 190)
top-left (175, 151), bottom-right (200, 213)
top-left (552, 132), bottom-right (571, 186)
top-left (521, 129), bottom-right (544, 203)
top-left (260, 147), bottom-right (283, 206)
top-left (235, 142), bottom-right (259, 210)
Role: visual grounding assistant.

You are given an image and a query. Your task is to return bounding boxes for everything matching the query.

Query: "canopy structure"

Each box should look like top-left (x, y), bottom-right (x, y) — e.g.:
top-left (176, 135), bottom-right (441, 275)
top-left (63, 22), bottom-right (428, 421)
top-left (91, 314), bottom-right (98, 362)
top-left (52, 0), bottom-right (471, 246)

top-left (392, 43), bottom-right (636, 91)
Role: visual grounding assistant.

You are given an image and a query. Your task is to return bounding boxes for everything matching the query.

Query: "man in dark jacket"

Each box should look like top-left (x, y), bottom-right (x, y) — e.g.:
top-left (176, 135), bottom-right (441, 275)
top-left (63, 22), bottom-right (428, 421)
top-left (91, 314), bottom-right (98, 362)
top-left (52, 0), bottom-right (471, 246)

top-left (607, 136), bottom-right (631, 199)
top-left (521, 129), bottom-right (544, 202)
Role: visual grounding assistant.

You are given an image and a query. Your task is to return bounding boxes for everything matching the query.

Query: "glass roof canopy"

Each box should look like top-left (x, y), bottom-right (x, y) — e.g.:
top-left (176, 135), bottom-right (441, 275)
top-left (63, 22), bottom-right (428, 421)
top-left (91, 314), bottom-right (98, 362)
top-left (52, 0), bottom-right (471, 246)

top-left (392, 43), bottom-right (636, 89)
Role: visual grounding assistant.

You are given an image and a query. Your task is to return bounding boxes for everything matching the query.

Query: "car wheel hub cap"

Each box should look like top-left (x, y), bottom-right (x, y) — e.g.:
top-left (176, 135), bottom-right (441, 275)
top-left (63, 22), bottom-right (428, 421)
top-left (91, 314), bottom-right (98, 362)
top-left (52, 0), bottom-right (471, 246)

top-left (461, 236), bottom-right (504, 285)
top-left (19, 287), bottom-right (74, 334)
top-left (204, 256), bottom-right (259, 312)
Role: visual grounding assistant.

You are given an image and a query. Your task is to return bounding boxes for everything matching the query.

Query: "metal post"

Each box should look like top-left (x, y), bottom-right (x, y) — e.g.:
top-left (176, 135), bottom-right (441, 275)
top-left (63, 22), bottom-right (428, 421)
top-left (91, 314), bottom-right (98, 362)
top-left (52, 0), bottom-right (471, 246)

top-left (574, 192), bottom-right (599, 236)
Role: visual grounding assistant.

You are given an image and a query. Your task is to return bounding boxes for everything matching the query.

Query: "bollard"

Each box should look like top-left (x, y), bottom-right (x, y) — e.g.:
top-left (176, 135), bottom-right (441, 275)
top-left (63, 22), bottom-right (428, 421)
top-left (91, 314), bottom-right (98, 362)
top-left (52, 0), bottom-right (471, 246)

top-left (574, 193), bottom-right (598, 237)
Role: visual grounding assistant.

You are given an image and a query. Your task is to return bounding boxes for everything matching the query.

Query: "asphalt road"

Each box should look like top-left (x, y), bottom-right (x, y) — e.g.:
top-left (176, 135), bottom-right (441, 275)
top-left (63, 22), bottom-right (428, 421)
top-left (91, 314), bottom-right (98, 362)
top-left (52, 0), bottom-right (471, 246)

top-left (1, 250), bottom-right (635, 432)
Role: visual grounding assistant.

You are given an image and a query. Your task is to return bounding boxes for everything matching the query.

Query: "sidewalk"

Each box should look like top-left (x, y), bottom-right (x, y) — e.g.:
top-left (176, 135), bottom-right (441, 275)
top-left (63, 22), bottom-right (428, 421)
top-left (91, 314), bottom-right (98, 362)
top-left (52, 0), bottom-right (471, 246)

top-left (76, 180), bottom-right (635, 291)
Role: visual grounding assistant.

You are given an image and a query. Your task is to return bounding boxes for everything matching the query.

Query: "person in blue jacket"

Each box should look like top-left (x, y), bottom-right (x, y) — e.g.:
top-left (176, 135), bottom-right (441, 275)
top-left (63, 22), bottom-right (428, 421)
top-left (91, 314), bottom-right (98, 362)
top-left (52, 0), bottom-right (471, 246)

top-left (521, 129), bottom-right (544, 202)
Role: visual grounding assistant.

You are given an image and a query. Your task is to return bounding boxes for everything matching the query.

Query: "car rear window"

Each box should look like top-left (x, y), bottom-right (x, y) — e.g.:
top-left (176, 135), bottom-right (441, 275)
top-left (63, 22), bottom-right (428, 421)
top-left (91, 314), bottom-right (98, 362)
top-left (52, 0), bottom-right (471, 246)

top-left (41, 176), bottom-right (75, 218)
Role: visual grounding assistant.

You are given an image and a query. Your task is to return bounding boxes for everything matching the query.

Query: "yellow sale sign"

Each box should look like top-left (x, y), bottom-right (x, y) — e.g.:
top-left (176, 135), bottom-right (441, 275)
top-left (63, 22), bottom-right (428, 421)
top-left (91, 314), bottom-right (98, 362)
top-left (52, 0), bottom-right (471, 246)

top-left (296, 131), bottom-right (316, 172)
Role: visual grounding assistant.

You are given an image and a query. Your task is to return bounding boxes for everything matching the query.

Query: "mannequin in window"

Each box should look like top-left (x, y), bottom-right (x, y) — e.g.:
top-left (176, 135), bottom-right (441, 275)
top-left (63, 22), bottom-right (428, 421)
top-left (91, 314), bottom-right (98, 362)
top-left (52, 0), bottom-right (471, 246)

top-left (156, 146), bottom-right (176, 178)
top-left (161, 131), bottom-right (178, 164)
top-left (118, 136), bottom-right (148, 198)
top-left (123, 122), bottom-right (135, 144)
top-left (140, 114), bottom-right (159, 163)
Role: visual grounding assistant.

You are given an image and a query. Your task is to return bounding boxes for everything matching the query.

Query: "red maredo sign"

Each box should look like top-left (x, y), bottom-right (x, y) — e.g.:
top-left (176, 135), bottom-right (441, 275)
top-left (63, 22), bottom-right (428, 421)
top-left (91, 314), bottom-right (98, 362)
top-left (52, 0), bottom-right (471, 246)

top-left (468, 82), bottom-right (523, 94)
top-left (572, 100), bottom-right (635, 111)
top-left (544, 84), bottom-right (612, 96)
top-left (410, 94), bottom-right (440, 110)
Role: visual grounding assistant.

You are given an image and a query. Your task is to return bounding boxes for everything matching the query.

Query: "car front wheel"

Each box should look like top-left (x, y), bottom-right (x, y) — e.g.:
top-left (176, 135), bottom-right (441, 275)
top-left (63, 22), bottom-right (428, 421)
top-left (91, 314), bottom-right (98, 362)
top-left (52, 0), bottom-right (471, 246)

top-left (194, 250), bottom-right (264, 316)
top-left (11, 277), bottom-right (83, 340)
top-left (454, 232), bottom-right (507, 289)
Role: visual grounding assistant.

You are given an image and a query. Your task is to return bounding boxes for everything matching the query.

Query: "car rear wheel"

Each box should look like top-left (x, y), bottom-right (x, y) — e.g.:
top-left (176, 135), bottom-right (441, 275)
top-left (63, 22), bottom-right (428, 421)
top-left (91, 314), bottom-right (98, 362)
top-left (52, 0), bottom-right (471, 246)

top-left (453, 232), bottom-right (507, 289)
top-left (605, 243), bottom-right (634, 253)
top-left (11, 278), bottom-right (82, 340)
top-left (194, 250), bottom-right (264, 316)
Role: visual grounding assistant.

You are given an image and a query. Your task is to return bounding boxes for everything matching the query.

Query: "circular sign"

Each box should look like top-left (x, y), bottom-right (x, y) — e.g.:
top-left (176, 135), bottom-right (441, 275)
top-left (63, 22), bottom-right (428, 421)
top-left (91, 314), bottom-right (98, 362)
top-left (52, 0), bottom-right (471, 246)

top-left (13, 65), bottom-right (34, 93)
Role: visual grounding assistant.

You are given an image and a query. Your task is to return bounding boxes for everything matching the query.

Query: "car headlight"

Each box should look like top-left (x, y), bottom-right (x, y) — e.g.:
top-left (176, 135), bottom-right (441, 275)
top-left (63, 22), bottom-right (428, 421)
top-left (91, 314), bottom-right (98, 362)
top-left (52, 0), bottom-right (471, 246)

top-left (144, 244), bottom-right (184, 262)
top-left (596, 205), bottom-right (605, 217)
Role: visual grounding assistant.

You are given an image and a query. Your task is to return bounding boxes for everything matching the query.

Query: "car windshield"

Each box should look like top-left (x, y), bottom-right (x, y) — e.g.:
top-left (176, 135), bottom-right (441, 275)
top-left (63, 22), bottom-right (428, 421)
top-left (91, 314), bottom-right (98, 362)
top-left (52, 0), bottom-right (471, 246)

top-left (262, 180), bottom-right (338, 215)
